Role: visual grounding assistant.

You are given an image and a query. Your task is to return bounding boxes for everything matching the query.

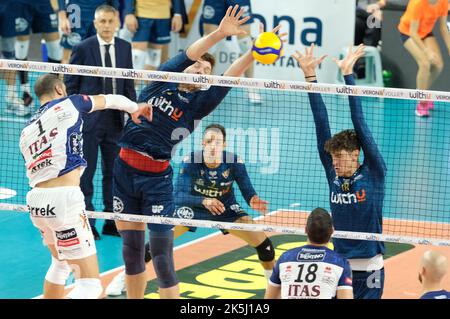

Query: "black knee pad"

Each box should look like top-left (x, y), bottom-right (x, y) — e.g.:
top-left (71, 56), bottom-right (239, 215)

top-left (120, 230), bottom-right (146, 275)
top-left (255, 237), bottom-right (275, 262)
top-left (149, 230), bottom-right (178, 288)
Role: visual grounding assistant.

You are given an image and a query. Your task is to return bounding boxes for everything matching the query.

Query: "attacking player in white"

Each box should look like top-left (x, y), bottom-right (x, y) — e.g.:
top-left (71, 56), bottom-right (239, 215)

top-left (19, 73), bottom-right (151, 298)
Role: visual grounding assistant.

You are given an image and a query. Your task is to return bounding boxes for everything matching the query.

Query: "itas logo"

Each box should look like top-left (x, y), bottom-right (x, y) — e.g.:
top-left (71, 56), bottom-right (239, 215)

top-left (29, 204), bottom-right (56, 218)
top-left (28, 127), bottom-right (59, 156)
top-left (148, 96), bottom-right (183, 121)
top-left (331, 189), bottom-right (366, 205)
top-left (288, 284), bottom-right (321, 298)
top-left (297, 252), bottom-right (325, 262)
top-left (152, 205), bottom-right (164, 214)
top-left (55, 228), bottom-right (80, 247)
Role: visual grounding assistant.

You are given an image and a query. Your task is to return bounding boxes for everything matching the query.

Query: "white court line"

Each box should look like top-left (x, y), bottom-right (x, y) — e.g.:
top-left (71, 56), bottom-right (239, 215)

top-left (32, 209), bottom-right (282, 299)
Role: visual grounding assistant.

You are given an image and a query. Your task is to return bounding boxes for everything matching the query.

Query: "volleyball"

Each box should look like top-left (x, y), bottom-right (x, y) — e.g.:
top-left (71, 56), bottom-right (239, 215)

top-left (252, 32), bottom-right (284, 64)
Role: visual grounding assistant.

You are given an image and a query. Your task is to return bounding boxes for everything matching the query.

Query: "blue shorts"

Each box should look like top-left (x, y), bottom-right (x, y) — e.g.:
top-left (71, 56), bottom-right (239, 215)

top-left (113, 158), bottom-right (175, 232)
top-left (132, 18), bottom-right (171, 44)
top-left (14, 2), bottom-right (58, 35)
top-left (202, 0), bottom-right (254, 26)
top-left (0, 2), bottom-right (20, 38)
top-left (352, 268), bottom-right (385, 299)
top-left (174, 203), bottom-right (248, 234)
top-left (400, 32), bottom-right (434, 44)
top-left (60, 21), bottom-right (96, 49)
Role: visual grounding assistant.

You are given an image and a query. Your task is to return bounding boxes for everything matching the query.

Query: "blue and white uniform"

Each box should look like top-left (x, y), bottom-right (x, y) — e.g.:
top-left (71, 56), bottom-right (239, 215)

top-left (269, 245), bottom-right (353, 299)
top-left (202, 0), bottom-right (253, 26)
top-left (15, 0), bottom-right (59, 36)
top-left (420, 290), bottom-right (450, 299)
top-left (113, 51), bottom-right (232, 231)
top-left (20, 95), bottom-right (96, 260)
top-left (58, 0), bottom-right (119, 49)
top-left (308, 74), bottom-right (387, 299)
top-left (174, 151), bottom-right (256, 233)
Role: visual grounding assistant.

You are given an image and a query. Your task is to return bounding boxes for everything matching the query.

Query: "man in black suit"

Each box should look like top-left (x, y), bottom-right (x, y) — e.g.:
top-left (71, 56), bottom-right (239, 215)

top-left (65, 4), bottom-right (136, 239)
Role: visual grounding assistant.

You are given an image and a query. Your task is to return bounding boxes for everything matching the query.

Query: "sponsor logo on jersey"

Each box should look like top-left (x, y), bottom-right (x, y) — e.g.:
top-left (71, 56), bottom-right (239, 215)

top-left (330, 189), bottom-right (366, 205)
top-left (193, 184), bottom-right (223, 197)
top-left (148, 96), bottom-right (183, 121)
top-left (30, 158), bottom-right (53, 174)
top-left (29, 204), bottom-right (56, 218)
top-left (287, 284), bottom-right (321, 298)
top-left (56, 228), bottom-right (80, 247)
top-left (208, 171), bottom-right (217, 179)
top-left (70, 133), bottom-right (83, 156)
top-left (28, 148), bottom-right (53, 170)
top-left (222, 169), bottom-right (230, 179)
top-left (176, 207), bottom-right (194, 219)
top-left (28, 128), bottom-right (59, 157)
top-left (297, 251), bottom-right (326, 262)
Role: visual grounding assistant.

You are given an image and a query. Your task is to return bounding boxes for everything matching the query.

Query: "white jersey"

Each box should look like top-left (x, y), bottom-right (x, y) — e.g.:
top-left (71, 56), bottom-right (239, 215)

top-left (20, 95), bottom-right (93, 187)
top-left (269, 245), bottom-right (353, 299)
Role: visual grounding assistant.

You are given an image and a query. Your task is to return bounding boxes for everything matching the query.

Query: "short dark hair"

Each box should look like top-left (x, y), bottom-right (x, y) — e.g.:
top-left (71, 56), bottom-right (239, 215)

top-left (94, 4), bottom-right (117, 18)
top-left (324, 129), bottom-right (360, 154)
top-left (200, 52), bottom-right (215, 70)
top-left (306, 208), bottom-right (333, 244)
top-left (204, 123), bottom-right (226, 142)
top-left (34, 74), bottom-right (63, 99)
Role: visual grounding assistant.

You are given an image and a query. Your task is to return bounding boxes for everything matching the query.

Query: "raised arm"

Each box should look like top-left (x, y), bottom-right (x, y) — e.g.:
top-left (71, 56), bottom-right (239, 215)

top-left (292, 45), bottom-right (334, 177)
top-left (186, 5), bottom-right (250, 62)
top-left (333, 44), bottom-right (387, 177)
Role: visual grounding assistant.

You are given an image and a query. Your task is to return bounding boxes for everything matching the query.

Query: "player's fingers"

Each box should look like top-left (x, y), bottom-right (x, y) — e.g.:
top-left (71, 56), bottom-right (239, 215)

top-left (225, 6), bottom-right (233, 18)
top-left (271, 24), bottom-right (282, 34)
top-left (318, 55), bottom-right (328, 64)
top-left (258, 22), bottom-right (264, 34)
top-left (230, 5), bottom-right (239, 18)
top-left (236, 7), bottom-right (245, 20)
top-left (238, 15), bottom-right (251, 25)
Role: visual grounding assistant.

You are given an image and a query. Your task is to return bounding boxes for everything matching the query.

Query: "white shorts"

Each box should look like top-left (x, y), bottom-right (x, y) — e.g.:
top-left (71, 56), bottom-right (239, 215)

top-left (27, 186), bottom-right (96, 260)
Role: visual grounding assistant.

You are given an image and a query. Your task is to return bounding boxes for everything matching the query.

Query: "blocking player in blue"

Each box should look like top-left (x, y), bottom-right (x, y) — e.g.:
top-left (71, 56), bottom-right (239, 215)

top-left (201, 0), bottom-right (261, 103)
top-left (123, 0), bottom-right (184, 74)
top-left (419, 250), bottom-right (450, 299)
top-left (265, 208), bottom-right (353, 299)
top-left (58, 1), bottom-right (120, 64)
top-left (173, 124), bottom-right (274, 273)
top-left (14, 0), bottom-right (63, 114)
top-left (112, 6), bottom-right (285, 299)
top-left (0, 0), bottom-right (29, 116)
top-left (292, 44), bottom-right (387, 299)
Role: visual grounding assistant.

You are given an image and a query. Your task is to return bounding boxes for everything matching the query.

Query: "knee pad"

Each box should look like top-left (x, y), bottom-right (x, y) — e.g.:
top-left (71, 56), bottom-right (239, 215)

top-left (45, 39), bottom-right (63, 62)
top-left (45, 257), bottom-right (72, 285)
top-left (145, 48), bottom-right (162, 68)
top-left (255, 237), bottom-right (275, 262)
top-left (1, 37), bottom-right (15, 59)
top-left (66, 278), bottom-right (103, 299)
top-left (149, 230), bottom-right (178, 288)
top-left (121, 230), bottom-right (146, 275)
top-left (238, 36), bottom-right (253, 54)
top-left (15, 39), bottom-right (30, 60)
top-left (132, 49), bottom-right (147, 70)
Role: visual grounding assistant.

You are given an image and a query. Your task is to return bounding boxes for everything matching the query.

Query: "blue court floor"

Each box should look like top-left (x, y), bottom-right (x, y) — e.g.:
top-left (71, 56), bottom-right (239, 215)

top-left (0, 78), bottom-right (449, 298)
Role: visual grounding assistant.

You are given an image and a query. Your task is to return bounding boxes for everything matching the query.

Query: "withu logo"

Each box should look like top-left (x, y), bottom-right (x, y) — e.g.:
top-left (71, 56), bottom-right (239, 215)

top-left (148, 96), bottom-right (183, 121)
top-left (331, 189), bottom-right (366, 205)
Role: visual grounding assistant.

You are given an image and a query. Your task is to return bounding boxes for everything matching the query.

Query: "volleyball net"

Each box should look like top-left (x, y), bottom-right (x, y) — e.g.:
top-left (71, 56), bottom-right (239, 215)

top-left (1, 59), bottom-right (449, 247)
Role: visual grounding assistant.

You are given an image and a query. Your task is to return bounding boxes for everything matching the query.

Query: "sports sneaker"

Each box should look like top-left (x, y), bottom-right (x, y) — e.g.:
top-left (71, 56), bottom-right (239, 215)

top-left (247, 88), bottom-right (262, 104)
top-left (105, 270), bottom-right (126, 296)
top-left (427, 101), bottom-right (434, 110)
top-left (415, 101), bottom-right (429, 117)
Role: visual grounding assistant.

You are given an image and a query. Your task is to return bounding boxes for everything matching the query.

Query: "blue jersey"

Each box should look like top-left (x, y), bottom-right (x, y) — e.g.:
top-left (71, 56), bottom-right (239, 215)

top-left (174, 151), bottom-right (257, 212)
top-left (420, 290), bottom-right (450, 299)
top-left (308, 74), bottom-right (387, 260)
top-left (269, 245), bottom-right (353, 299)
top-left (57, 1), bottom-right (119, 20)
top-left (119, 51), bottom-right (232, 160)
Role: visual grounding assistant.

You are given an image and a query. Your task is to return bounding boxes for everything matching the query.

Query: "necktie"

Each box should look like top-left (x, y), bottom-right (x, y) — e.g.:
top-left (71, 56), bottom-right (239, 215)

top-left (104, 44), bottom-right (113, 94)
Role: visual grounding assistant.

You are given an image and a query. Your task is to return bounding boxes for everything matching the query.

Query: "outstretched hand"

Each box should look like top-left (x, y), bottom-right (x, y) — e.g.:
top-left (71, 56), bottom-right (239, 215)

top-left (250, 195), bottom-right (269, 215)
top-left (217, 5), bottom-right (251, 37)
top-left (292, 44), bottom-right (327, 78)
top-left (131, 102), bottom-right (153, 124)
top-left (332, 44), bottom-right (366, 76)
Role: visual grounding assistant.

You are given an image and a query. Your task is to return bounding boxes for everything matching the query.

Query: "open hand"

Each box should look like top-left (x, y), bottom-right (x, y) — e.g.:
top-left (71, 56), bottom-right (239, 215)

top-left (217, 5), bottom-right (251, 38)
top-left (292, 44), bottom-right (327, 78)
top-left (332, 44), bottom-right (366, 76)
top-left (250, 195), bottom-right (269, 215)
top-left (202, 198), bottom-right (226, 215)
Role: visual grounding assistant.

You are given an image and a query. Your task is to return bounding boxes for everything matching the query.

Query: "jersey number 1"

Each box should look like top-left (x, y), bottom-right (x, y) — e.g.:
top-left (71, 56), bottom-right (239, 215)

top-left (36, 119), bottom-right (46, 136)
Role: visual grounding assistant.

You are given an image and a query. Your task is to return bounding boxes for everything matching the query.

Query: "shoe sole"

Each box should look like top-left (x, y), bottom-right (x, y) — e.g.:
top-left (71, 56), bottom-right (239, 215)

top-left (415, 110), bottom-right (429, 117)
